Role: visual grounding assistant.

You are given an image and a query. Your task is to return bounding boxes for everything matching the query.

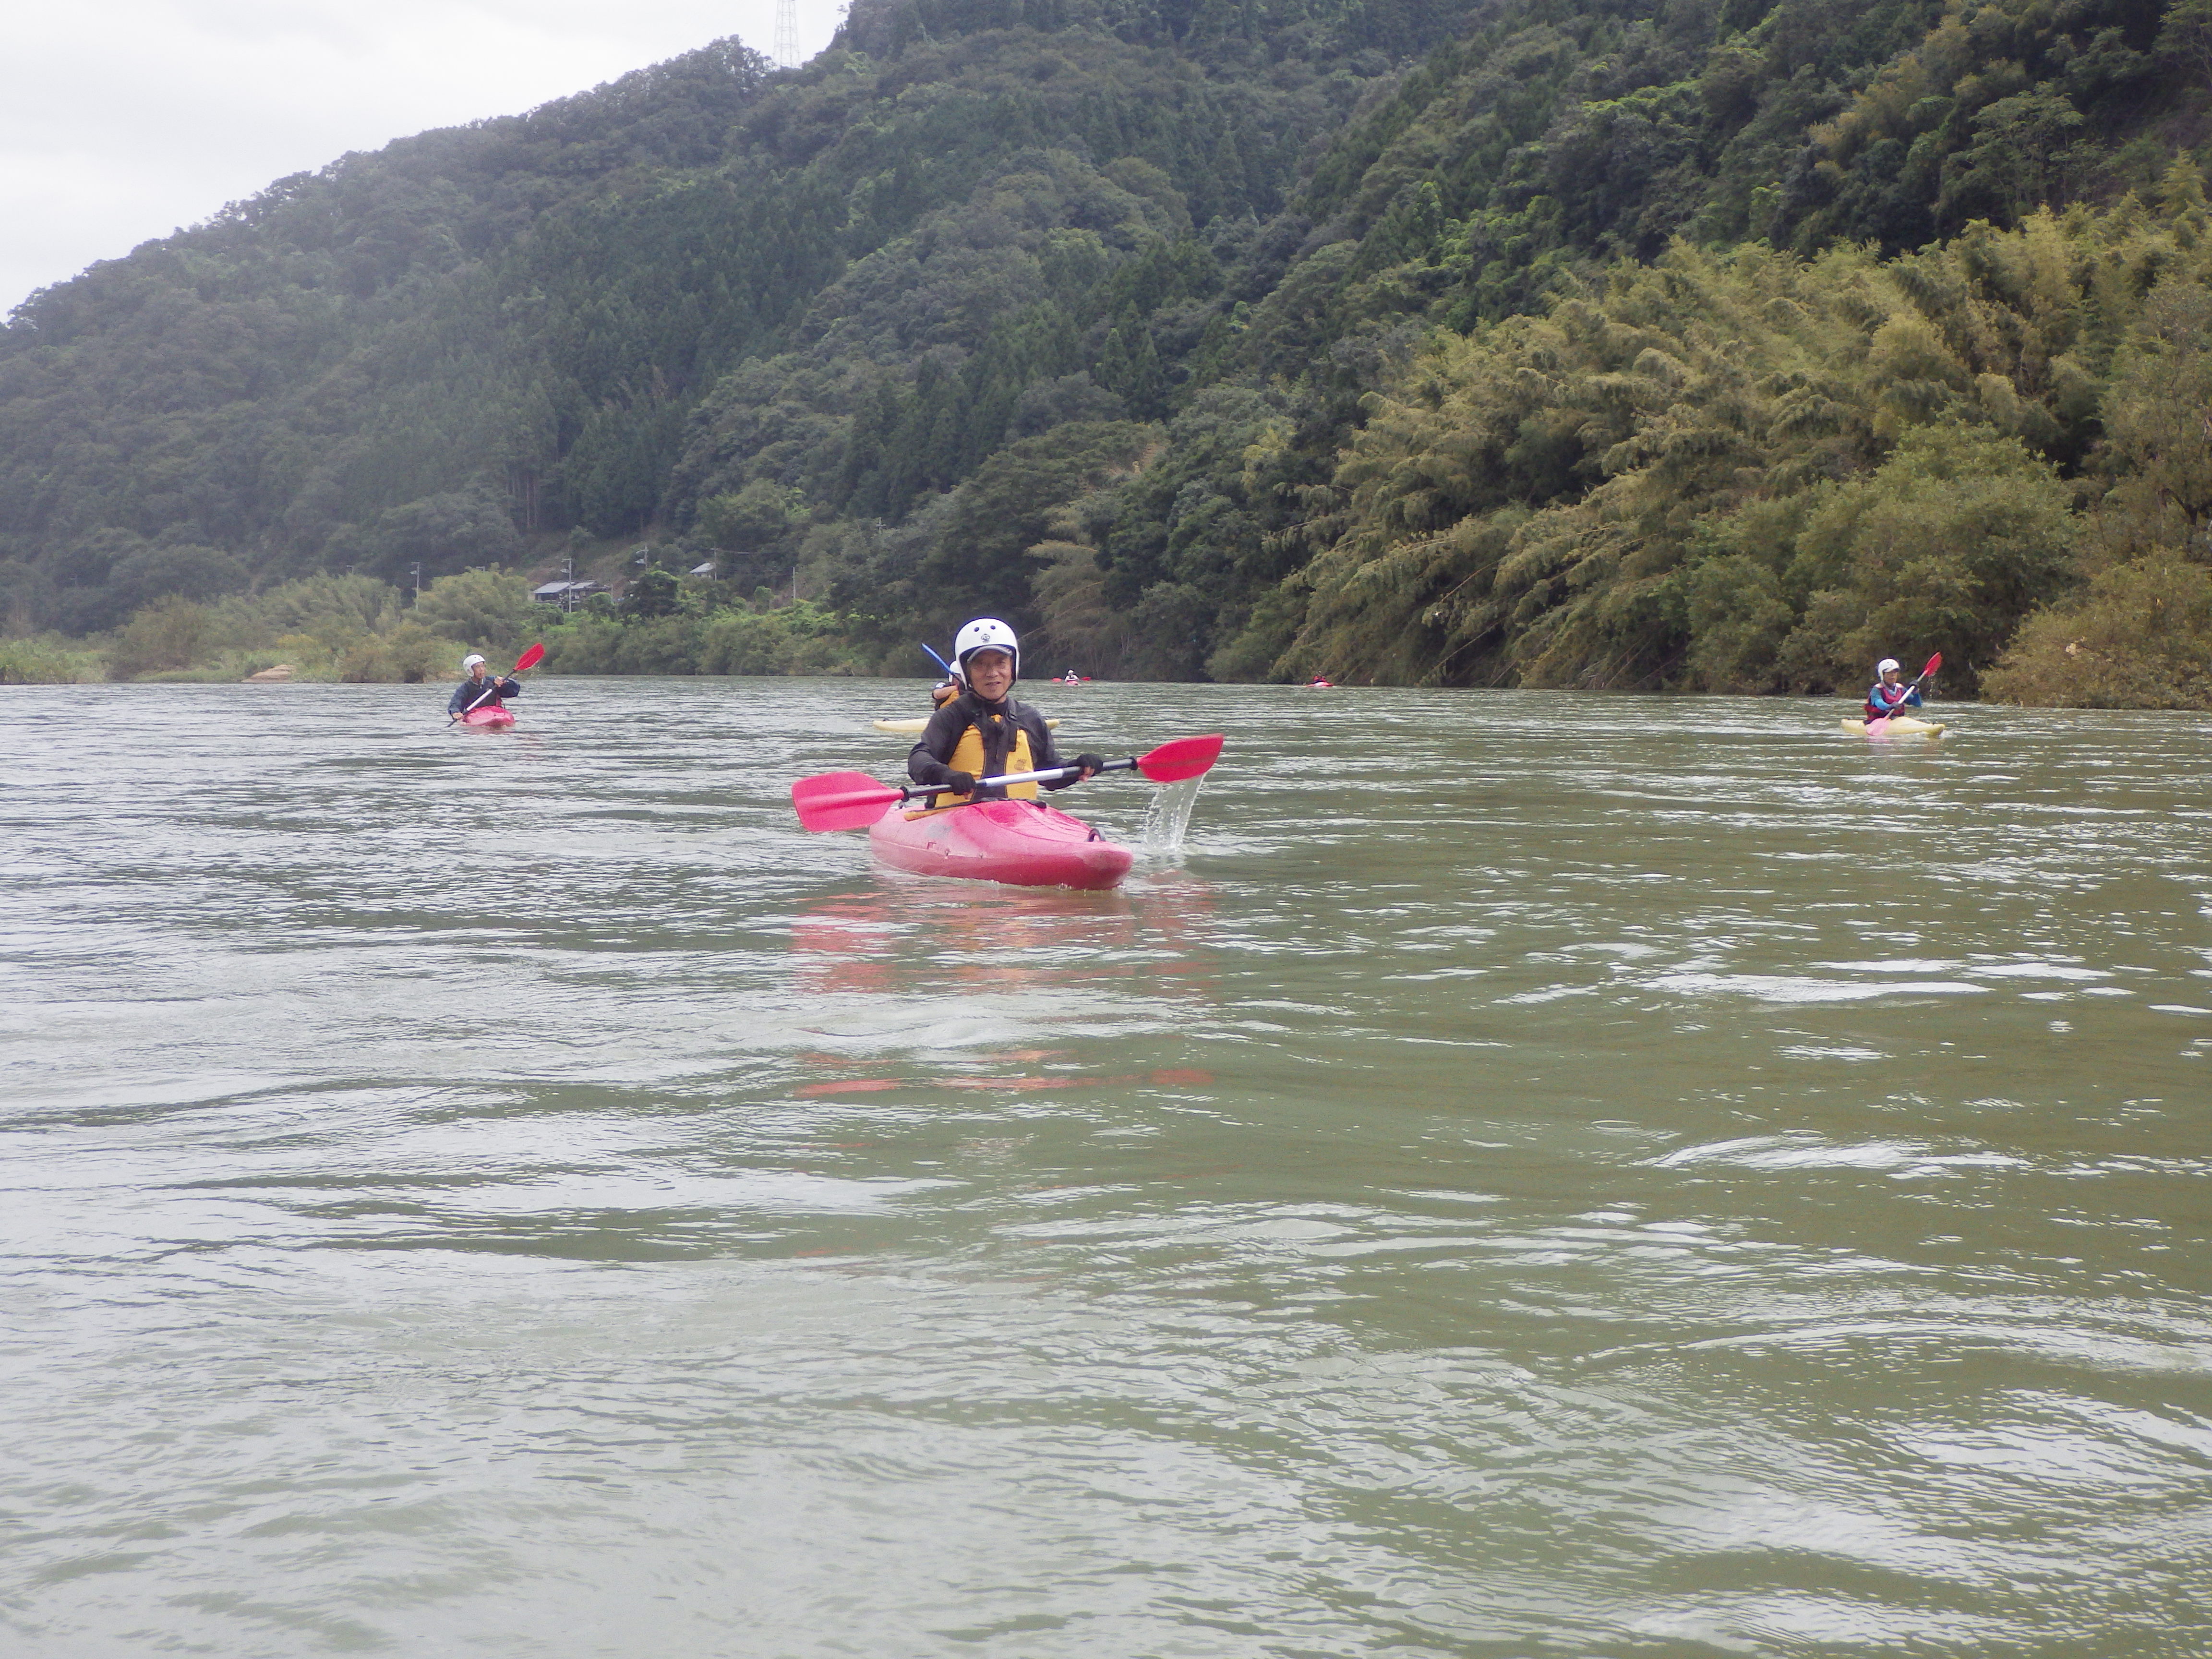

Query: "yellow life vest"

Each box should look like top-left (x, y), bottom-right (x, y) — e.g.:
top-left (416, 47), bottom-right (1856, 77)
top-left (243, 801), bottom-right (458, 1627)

top-left (941, 712), bottom-right (1036, 802)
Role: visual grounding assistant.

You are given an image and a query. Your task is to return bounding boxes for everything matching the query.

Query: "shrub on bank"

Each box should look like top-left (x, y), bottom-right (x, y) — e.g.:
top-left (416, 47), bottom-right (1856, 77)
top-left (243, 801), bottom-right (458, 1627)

top-left (0, 635), bottom-right (105, 683)
top-left (337, 622), bottom-right (473, 683)
top-left (541, 601), bottom-right (868, 676)
top-left (107, 598), bottom-right (223, 679)
top-left (406, 571), bottom-right (540, 656)
top-left (1982, 552), bottom-right (2212, 709)
top-left (699, 602), bottom-right (866, 675)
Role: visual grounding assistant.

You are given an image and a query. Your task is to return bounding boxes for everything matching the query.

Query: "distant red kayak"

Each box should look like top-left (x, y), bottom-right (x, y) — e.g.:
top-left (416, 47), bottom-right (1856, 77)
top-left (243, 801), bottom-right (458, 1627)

top-left (458, 706), bottom-right (515, 729)
top-left (868, 798), bottom-right (1133, 889)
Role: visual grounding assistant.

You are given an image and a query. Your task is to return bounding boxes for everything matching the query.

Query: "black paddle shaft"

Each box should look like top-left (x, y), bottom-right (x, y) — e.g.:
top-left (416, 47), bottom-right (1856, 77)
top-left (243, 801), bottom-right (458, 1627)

top-left (912, 755), bottom-right (1131, 807)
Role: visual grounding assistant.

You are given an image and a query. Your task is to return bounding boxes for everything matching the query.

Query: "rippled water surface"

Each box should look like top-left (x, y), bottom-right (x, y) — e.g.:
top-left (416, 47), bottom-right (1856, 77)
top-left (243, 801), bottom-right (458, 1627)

top-left (5, 679), bottom-right (2210, 1657)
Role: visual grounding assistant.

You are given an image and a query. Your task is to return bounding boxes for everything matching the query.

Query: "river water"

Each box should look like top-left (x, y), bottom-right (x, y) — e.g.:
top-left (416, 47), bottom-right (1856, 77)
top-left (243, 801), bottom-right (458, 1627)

top-left (4, 678), bottom-right (2209, 1657)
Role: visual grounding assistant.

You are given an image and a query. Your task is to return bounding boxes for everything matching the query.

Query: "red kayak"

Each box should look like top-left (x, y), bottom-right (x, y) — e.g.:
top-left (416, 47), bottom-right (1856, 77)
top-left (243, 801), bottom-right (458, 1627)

top-left (868, 799), bottom-right (1133, 890)
top-left (458, 706), bottom-right (516, 729)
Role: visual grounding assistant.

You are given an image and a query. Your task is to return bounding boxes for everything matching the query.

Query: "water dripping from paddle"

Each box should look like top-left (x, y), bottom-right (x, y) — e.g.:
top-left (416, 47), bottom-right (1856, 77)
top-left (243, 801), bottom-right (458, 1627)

top-left (1141, 774), bottom-right (1205, 855)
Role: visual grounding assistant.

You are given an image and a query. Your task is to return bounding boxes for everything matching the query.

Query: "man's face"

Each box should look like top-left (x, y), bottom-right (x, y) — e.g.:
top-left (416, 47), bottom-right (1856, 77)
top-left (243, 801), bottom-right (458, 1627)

top-left (1881, 669), bottom-right (1901, 685)
top-left (967, 650), bottom-right (1014, 699)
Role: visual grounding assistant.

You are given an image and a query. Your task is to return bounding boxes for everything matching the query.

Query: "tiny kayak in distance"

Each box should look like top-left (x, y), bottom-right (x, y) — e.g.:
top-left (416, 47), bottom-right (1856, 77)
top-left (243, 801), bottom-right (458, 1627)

top-left (872, 716), bottom-right (1058, 734)
top-left (1843, 714), bottom-right (1944, 737)
top-left (869, 799), bottom-right (1133, 890)
top-left (458, 706), bottom-right (517, 729)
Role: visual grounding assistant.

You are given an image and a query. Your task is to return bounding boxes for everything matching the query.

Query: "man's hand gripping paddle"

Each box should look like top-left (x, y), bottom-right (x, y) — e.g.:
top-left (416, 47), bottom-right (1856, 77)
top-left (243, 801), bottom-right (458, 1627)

top-left (448, 642), bottom-right (545, 724)
top-left (791, 735), bottom-right (1225, 833)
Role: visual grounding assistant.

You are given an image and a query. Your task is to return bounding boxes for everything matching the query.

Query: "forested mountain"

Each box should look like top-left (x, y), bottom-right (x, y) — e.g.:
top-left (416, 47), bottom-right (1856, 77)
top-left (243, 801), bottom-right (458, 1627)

top-left (4, 0), bottom-right (2208, 701)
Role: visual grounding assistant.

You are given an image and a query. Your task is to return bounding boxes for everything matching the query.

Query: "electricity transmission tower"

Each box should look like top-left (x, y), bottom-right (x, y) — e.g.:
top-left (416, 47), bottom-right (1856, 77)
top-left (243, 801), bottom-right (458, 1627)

top-left (774, 0), bottom-right (800, 68)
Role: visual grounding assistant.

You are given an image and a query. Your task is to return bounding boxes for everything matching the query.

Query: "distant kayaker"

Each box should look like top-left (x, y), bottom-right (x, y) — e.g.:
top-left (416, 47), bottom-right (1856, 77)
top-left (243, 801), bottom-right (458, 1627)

top-left (449, 653), bottom-right (524, 718)
top-left (1863, 657), bottom-right (1923, 722)
top-left (908, 619), bottom-right (1102, 804)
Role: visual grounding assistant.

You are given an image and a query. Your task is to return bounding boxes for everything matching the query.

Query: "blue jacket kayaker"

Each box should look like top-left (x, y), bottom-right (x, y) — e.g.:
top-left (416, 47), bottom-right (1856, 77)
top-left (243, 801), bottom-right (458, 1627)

top-left (908, 619), bottom-right (1102, 804)
top-left (449, 653), bottom-right (524, 716)
top-left (1864, 658), bottom-right (1923, 721)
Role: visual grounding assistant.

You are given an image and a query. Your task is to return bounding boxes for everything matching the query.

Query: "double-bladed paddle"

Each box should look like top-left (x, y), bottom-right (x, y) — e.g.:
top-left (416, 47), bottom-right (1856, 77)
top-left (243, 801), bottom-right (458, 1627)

top-left (448, 641), bottom-right (545, 724)
top-left (791, 734), bottom-right (1225, 833)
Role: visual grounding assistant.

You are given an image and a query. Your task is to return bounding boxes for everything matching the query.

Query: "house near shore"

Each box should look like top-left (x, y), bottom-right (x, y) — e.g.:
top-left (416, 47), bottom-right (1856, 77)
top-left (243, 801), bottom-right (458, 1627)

top-left (532, 580), bottom-right (608, 608)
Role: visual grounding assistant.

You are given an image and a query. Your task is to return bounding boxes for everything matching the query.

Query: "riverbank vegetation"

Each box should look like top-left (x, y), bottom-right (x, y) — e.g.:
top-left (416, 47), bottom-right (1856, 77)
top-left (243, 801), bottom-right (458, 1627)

top-left (5, 0), bottom-right (2210, 704)
top-left (16, 568), bottom-right (873, 684)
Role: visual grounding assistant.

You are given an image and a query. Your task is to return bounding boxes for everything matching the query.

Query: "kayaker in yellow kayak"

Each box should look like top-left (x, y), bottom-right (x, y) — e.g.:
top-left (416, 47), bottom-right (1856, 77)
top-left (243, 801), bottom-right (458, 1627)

top-left (1863, 658), bottom-right (1925, 722)
top-left (449, 652), bottom-right (525, 718)
top-left (908, 619), bottom-right (1102, 804)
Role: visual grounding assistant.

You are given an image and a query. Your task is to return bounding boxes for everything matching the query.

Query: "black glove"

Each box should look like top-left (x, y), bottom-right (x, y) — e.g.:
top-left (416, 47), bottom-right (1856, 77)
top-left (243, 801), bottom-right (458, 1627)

top-left (1073, 754), bottom-right (1105, 776)
top-left (942, 770), bottom-right (974, 793)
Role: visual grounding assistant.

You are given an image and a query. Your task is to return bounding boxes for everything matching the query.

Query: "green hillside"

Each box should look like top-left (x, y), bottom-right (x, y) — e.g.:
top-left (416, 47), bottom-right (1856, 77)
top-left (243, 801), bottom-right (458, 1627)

top-left (3, 0), bottom-right (2208, 702)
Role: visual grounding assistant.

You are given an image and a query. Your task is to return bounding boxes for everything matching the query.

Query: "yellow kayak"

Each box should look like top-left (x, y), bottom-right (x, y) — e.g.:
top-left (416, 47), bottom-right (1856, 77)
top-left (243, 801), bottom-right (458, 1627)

top-left (1842, 714), bottom-right (1945, 738)
top-left (873, 717), bottom-right (1058, 734)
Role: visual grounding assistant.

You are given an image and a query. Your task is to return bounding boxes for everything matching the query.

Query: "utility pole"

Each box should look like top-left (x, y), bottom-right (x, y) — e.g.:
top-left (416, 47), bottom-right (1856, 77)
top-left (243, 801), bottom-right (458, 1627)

top-left (409, 562), bottom-right (421, 601)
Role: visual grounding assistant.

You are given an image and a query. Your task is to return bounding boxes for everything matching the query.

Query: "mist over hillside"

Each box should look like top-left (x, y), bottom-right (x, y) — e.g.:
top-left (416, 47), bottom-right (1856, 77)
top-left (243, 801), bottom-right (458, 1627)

top-left (4, 0), bottom-right (2208, 704)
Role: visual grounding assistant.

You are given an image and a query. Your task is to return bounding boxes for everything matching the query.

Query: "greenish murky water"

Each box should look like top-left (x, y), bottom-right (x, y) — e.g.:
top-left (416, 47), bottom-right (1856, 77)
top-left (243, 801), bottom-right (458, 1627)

top-left (4, 678), bottom-right (2209, 1656)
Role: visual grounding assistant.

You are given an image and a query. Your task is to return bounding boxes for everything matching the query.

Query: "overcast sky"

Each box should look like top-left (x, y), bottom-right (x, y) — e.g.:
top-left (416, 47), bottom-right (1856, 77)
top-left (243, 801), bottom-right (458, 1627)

top-left (3, 0), bottom-right (844, 318)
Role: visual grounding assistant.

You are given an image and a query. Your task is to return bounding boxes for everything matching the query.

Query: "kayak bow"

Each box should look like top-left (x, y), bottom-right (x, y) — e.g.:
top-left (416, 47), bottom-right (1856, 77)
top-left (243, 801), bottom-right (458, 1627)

top-left (458, 706), bottom-right (517, 729)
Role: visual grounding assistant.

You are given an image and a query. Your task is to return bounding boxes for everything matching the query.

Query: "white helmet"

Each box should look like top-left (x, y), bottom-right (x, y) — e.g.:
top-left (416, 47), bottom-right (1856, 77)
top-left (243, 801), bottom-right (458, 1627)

top-left (462, 653), bottom-right (487, 670)
top-left (1876, 658), bottom-right (1900, 675)
top-left (953, 617), bottom-right (1019, 678)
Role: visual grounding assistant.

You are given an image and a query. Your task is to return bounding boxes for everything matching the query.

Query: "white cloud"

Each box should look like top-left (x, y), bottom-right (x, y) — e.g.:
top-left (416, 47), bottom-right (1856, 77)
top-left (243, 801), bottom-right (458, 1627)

top-left (2, 0), bottom-right (843, 316)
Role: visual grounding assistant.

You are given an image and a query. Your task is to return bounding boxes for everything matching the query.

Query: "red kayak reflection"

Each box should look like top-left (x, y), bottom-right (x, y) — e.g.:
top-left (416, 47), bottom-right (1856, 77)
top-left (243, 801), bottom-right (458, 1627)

top-left (789, 876), bottom-right (1219, 998)
top-left (787, 877), bottom-right (1221, 1097)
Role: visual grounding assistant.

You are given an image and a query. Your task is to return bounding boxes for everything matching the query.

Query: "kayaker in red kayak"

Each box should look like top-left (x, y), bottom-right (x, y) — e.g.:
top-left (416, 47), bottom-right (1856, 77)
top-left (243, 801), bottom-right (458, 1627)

top-left (1863, 657), bottom-right (1924, 722)
top-left (908, 619), bottom-right (1102, 804)
top-left (449, 652), bottom-right (525, 719)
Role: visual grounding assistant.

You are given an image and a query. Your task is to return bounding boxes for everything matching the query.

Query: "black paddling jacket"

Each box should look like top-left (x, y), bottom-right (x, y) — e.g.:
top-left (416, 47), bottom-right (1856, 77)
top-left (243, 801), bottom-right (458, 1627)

top-left (448, 675), bottom-right (521, 714)
top-left (907, 692), bottom-right (1075, 799)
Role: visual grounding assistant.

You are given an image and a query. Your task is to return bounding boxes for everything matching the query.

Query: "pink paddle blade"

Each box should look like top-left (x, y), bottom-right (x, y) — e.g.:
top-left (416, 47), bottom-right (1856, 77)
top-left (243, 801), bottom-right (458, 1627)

top-left (792, 770), bottom-right (901, 832)
top-left (513, 642), bottom-right (546, 673)
top-left (1134, 734), bottom-right (1224, 783)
